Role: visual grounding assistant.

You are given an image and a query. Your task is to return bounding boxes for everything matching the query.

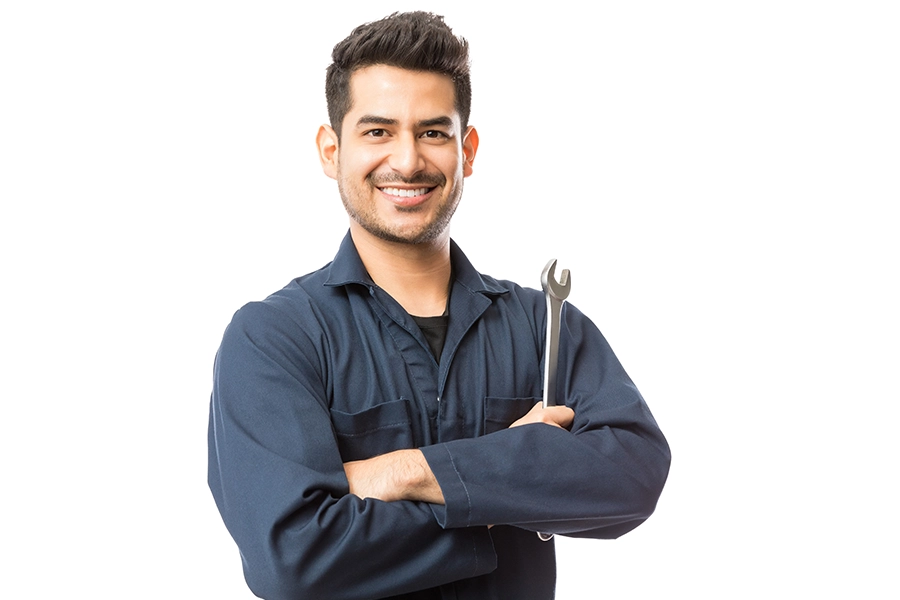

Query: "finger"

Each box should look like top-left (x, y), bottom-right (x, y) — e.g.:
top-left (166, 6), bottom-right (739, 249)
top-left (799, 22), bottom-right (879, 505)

top-left (544, 406), bottom-right (575, 428)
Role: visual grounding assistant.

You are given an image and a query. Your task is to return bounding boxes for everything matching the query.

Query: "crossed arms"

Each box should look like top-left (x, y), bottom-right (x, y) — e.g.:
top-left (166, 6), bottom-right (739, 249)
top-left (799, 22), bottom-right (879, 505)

top-left (344, 402), bottom-right (575, 504)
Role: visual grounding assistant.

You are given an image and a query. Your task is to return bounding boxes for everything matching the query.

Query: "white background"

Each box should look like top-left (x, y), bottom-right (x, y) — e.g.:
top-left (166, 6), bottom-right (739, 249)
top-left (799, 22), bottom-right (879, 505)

top-left (2, 1), bottom-right (897, 598)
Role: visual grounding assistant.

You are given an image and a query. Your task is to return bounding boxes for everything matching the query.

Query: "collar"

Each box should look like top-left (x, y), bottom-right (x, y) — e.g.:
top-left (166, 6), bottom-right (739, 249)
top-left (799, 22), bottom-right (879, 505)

top-left (323, 230), bottom-right (508, 297)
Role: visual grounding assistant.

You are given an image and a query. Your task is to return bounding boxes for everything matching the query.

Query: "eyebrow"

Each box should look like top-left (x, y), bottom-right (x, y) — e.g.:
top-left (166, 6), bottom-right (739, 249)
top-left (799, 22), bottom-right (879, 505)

top-left (355, 115), bottom-right (455, 130)
top-left (417, 116), bottom-right (454, 129)
top-left (356, 115), bottom-right (397, 128)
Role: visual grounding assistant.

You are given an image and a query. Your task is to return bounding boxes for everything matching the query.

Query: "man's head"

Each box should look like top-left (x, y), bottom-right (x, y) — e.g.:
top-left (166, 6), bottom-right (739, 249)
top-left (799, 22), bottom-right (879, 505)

top-left (325, 11), bottom-right (471, 141)
top-left (317, 12), bottom-right (479, 249)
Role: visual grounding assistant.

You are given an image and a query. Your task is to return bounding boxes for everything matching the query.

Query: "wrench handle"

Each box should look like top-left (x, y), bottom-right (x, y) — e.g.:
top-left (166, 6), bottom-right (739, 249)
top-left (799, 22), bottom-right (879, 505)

top-left (542, 297), bottom-right (563, 407)
top-left (538, 296), bottom-right (563, 541)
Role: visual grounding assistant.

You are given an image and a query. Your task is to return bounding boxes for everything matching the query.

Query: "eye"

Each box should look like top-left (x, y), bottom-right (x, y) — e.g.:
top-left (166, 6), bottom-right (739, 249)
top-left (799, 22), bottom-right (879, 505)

top-left (421, 130), bottom-right (449, 139)
top-left (365, 129), bottom-right (387, 138)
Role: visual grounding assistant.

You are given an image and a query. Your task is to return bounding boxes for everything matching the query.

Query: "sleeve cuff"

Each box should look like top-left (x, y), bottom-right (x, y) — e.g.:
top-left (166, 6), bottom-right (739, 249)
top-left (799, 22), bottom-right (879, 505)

top-left (420, 443), bottom-right (474, 529)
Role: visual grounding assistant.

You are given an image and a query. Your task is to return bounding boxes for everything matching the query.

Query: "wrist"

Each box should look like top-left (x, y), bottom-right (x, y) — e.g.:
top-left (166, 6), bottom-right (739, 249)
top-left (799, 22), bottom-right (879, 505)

top-left (398, 449), bottom-right (444, 505)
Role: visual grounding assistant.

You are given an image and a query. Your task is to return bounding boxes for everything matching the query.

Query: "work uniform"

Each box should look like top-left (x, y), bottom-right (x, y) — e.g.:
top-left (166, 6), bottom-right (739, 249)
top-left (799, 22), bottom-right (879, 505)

top-left (208, 233), bottom-right (670, 599)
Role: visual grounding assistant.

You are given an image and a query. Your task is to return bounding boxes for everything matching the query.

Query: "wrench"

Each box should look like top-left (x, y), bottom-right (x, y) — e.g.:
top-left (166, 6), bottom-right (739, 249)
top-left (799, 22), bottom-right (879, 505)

top-left (541, 259), bottom-right (571, 408)
top-left (537, 259), bottom-right (571, 542)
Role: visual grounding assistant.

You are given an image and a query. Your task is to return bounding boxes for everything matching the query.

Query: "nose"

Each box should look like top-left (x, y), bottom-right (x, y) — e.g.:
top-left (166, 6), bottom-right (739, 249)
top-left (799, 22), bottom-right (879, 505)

top-left (387, 133), bottom-right (425, 177)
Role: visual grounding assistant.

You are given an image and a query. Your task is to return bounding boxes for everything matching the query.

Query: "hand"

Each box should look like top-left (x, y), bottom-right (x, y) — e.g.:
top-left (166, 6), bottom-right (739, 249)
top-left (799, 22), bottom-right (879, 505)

top-left (344, 449), bottom-right (445, 505)
top-left (509, 402), bottom-right (575, 430)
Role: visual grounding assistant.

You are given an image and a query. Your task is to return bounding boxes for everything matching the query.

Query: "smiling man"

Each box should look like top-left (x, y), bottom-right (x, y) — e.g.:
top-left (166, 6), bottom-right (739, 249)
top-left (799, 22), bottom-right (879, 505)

top-left (209, 11), bottom-right (670, 600)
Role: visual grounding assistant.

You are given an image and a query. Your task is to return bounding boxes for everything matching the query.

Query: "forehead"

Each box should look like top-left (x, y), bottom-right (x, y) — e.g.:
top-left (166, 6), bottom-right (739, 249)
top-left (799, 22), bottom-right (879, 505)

top-left (346, 64), bottom-right (459, 122)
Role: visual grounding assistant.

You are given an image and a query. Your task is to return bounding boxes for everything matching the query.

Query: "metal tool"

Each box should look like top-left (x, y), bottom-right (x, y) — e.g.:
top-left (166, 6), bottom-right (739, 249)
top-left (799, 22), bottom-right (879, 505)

top-left (541, 259), bottom-right (571, 408)
top-left (537, 259), bottom-right (571, 543)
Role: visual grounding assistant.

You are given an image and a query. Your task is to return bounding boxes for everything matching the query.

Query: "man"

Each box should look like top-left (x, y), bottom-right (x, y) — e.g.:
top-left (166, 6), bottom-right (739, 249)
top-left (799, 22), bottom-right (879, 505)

top-left (209, 11), bottom-right (670, 599)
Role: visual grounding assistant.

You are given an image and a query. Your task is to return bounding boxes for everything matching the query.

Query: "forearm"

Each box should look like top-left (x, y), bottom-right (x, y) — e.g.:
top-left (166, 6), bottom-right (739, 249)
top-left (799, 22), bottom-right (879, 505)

top-left (344, 448), bottom-right (445, 504)
top-left (421, 415), bottom-right (669, 534)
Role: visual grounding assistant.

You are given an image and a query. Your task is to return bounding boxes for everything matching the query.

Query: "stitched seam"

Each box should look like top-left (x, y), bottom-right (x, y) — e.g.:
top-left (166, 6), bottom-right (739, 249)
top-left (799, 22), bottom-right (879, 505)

top-left (333, 421), bottom-right (409, 437)
top-left (446, 446), bottom-right (472, 528)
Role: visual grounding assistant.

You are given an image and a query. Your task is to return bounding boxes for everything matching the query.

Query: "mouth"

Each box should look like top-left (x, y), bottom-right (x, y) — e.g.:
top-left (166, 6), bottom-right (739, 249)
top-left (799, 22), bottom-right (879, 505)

top-left (378, 186), bottom-right (434, 198)
top-left (369, 173), bottom-right (445, 208)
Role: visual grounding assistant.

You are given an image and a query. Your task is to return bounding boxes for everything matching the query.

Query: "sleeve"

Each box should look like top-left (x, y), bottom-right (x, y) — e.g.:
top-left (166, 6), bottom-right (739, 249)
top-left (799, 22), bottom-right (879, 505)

top-left (207, 301), bottom-right (496, 600)
top-left (420, 301), bottom-right (671, 538)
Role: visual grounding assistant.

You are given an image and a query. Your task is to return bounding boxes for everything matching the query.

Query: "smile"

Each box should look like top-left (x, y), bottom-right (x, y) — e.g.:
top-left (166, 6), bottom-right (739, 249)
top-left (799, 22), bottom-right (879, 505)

top-left (379, 187), bottom-right (432, 198)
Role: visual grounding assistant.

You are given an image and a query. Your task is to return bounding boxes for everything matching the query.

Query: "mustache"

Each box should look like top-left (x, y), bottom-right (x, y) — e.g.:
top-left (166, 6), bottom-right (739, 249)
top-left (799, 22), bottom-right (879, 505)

top-left (367, 173), bottom-right (445, 187)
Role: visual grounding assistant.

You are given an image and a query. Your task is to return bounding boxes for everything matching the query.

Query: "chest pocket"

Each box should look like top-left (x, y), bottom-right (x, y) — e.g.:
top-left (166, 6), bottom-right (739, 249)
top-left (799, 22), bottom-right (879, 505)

top-left (483, 396), bottom-right (540, 435)
top-left (329, 398), bottom-right (415, 462)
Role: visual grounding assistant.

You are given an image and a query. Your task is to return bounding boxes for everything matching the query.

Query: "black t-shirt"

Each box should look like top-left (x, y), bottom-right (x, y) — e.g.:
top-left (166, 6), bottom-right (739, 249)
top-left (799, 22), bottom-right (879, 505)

top-left (411, 313), bottom-right (449, 361)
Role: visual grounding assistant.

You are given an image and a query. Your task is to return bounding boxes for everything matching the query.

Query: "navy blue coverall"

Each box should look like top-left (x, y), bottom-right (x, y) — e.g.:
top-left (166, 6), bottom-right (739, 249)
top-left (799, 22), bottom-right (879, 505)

top-left (208, 233), bottom-right (670, 599)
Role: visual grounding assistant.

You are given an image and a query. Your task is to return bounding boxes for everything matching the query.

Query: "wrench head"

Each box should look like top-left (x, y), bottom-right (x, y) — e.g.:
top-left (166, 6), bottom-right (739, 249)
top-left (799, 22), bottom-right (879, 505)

top-left (541, 258), bottom-right (571, 301)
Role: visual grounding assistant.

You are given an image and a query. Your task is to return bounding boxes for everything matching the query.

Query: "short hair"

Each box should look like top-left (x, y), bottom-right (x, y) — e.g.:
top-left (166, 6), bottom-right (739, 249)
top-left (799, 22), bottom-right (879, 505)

top-left (325, 11), bottom-right (472, 139)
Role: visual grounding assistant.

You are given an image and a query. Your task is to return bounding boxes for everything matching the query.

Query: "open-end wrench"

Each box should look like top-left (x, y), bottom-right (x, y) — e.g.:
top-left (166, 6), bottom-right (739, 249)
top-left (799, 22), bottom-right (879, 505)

top-left (541, 259), bottom-right (571, 408)
top-left (537, 259), bottom-right (572, 542)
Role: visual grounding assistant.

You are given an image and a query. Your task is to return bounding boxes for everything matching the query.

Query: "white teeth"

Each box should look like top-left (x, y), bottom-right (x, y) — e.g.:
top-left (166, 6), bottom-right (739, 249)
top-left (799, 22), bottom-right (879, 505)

top-left (381, 187), bottom-right (429, 197)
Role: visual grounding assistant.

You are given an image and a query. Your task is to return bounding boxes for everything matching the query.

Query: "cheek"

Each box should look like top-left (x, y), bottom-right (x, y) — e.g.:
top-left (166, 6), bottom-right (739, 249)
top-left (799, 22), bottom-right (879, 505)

top-left (423, 149), bottom-right (462, 180)
top-left (343, 147), bottom-right (386, 178)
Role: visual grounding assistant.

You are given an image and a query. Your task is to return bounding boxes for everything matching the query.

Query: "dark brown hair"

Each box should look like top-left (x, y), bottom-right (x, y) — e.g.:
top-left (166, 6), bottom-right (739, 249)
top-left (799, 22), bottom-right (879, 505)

top-left (325, 11), bottom-right (471, 139)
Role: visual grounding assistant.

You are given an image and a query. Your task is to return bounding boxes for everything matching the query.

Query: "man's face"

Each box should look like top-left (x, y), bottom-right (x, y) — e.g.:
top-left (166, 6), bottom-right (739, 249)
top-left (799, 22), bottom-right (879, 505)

top-left (319, 65), bottom-right (477, 246)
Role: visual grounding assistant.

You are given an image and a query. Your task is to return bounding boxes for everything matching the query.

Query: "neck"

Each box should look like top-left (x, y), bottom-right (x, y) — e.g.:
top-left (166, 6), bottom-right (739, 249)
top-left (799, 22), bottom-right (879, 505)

top-left (350, 223), bottom-right (452, 317)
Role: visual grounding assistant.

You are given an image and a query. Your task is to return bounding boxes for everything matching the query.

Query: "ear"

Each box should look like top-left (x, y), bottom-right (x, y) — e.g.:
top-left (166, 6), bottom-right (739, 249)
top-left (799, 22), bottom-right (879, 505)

top-left (316, 124), bottom-right (339, 180)
top-left (462, 126), bottom-right (479, 178)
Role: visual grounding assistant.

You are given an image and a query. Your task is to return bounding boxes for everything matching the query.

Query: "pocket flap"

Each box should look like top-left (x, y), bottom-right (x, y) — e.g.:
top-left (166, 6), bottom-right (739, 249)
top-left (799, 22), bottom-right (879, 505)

top-left (330, 399), bottom-right (415, 461)
top-left (483, 396), bottom-right (540, 434)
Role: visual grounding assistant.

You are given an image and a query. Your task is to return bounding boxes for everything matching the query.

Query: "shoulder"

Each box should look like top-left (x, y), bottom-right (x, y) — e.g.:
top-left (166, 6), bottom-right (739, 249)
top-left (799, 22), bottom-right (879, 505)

top-left (222, 263), bottom-right (346, 347)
